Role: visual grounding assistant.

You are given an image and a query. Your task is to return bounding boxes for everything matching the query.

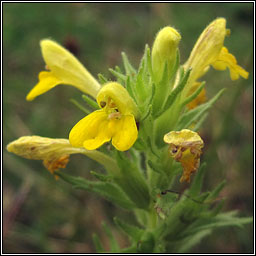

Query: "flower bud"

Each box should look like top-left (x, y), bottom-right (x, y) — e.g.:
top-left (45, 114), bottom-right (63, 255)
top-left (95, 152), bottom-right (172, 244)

top-left (152, 26), bottom-right (181, 83)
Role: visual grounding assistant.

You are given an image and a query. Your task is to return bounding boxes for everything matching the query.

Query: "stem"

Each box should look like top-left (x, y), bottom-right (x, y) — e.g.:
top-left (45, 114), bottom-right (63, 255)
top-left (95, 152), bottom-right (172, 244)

top-left (148, 204), bottom-right (158, 229)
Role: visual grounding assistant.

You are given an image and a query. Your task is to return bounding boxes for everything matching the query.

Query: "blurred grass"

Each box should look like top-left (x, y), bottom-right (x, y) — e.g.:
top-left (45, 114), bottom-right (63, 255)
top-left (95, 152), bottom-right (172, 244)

top-left (3, 3), bottom-right (253, 253)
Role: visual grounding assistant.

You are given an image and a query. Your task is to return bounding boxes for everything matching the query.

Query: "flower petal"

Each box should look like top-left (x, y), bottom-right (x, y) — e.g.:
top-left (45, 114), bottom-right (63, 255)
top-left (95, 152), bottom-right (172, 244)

top-left (112, 114), bottom-right (138, 151)
top-left (26, 71), bottom-right (61, 101)
top-left (40, 39), bottom-right (101, 98)
top-left (164, 129), bottom-right (203, 145)
top-left (69, 110), bottom-right (108, 148)
top-left (83, 118), bottom-right (113, 150)
top-left (211, 47), bottom-right (249, 80)
top-left (179, 149), bottom-right (200, 183)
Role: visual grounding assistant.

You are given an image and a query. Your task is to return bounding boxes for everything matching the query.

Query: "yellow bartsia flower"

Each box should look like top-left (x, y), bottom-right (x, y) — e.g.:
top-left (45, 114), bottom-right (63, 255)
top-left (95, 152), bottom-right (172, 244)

top-left (7, 135), bottom-right (118, 176)
top-left (69, 82), bottom-right (139, 151)
top-left (164, 129), bottom-right (204, 183)
top-left (7, 136), bottom-right (79, 176)
top-left (26, 39), bottom-right (101, 101)
top-left (184, 18), bottom-right (248, 108)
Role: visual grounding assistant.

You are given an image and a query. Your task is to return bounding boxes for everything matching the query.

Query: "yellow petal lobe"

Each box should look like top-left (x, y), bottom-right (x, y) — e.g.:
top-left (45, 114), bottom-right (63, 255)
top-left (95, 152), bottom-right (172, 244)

top-left (112, 114), bottom-right (138, 151)
top-left (211, 47), bottom-right (249, 80)
top-left (69, 110), bottom-right (108, 148)
top-left (26, 71), bottom-right (61, 101)
top-left (83, 118), bottom-right (114, 150)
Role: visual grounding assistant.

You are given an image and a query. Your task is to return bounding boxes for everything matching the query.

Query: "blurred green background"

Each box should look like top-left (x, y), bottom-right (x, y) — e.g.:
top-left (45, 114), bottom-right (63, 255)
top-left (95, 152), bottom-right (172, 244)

top-left (3, 3), bottom-right (253, 253)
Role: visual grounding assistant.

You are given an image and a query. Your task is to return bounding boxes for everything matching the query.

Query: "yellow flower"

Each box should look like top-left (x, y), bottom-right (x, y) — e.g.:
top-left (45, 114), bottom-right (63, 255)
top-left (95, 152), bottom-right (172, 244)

top-left (7, 136), bottom-right (76, 176)
top-left (7, 135), bottom-right (119, 177)
top-left (163, 129), bottom-right (204, 182)
top-left (69, 82), bottom-right (139, 151)
top-left (26, 39), bottom-right (101, 101)
top-left (183, 18), bottom-right (248, 109)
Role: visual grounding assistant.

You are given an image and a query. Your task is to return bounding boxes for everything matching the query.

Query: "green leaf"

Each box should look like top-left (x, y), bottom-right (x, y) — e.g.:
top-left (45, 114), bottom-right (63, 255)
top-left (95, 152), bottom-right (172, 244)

top-left (69, 98), bottom-right (91, 115)
top-left (122, 51), bottom-right (137, 76)
top-left (109, 68), bottom-right (126, 83)
top-left (98, 73), bottom-right (108, 84)
top-left (148, 82), bottom-right (155, 105)
top-left (90, 170), bottom-right (113, 182)
top-left (164, 68), bottom-right (190, 108)
top-left (183, 211), bottom-right (253, 237)
top-left (154, 68), bottom-right (191, 118)
top-left (193, 112), bottom-right (208, 131)
top-left (115, 65), bottom-right (123, 74)
top-left (102, 222), bottom-right (120, 252)
top-left (126, 76), bottom-right (137, 103)
top-left (181, 82), bottom-right (205, 107)
top-left (210, 199), bottom-right (225, 216)
top-left (147, 159), bottom-right (163, 174)
top-left (81, 94), bottom-right (99, 109)
top-left (161, 196), bottom-right (196, 239)
top-left (206, 180), bottom-right (226, 202)
top-left (138, 45), bottom-right (150, 75)
top-left (55, 171), bottom-right (136, 210)
top-left (118, 244), bottom-right (137, 253)
top-left (114, 217), bottom-right (144, 241)
top-left (137, 231), bottom-right (155, 253)
top-left (127, 45), bottom-right (152, 111)
top-left (188, 162), bottom-right (207, 197)
top-left (176, 88), bottom-right (225, 130)
top-left (115, 152), bottom-right (150, 210)
top-left (146, 44), bottom-right (153, 78)
top-left (172, 50), bottom-right (180, 74)
top-left (140, 104), bottom-right (152, 121)
top-left (135, 61), bottom-right (148, 103)
top-left (92, 233), bottom-right (104, 253)
top-left (176, 229), bottom-right (212, 253)
top-left (155, 191), bottom-right (179, 219)
top-left (152, 63), bottom-right (169, 116)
